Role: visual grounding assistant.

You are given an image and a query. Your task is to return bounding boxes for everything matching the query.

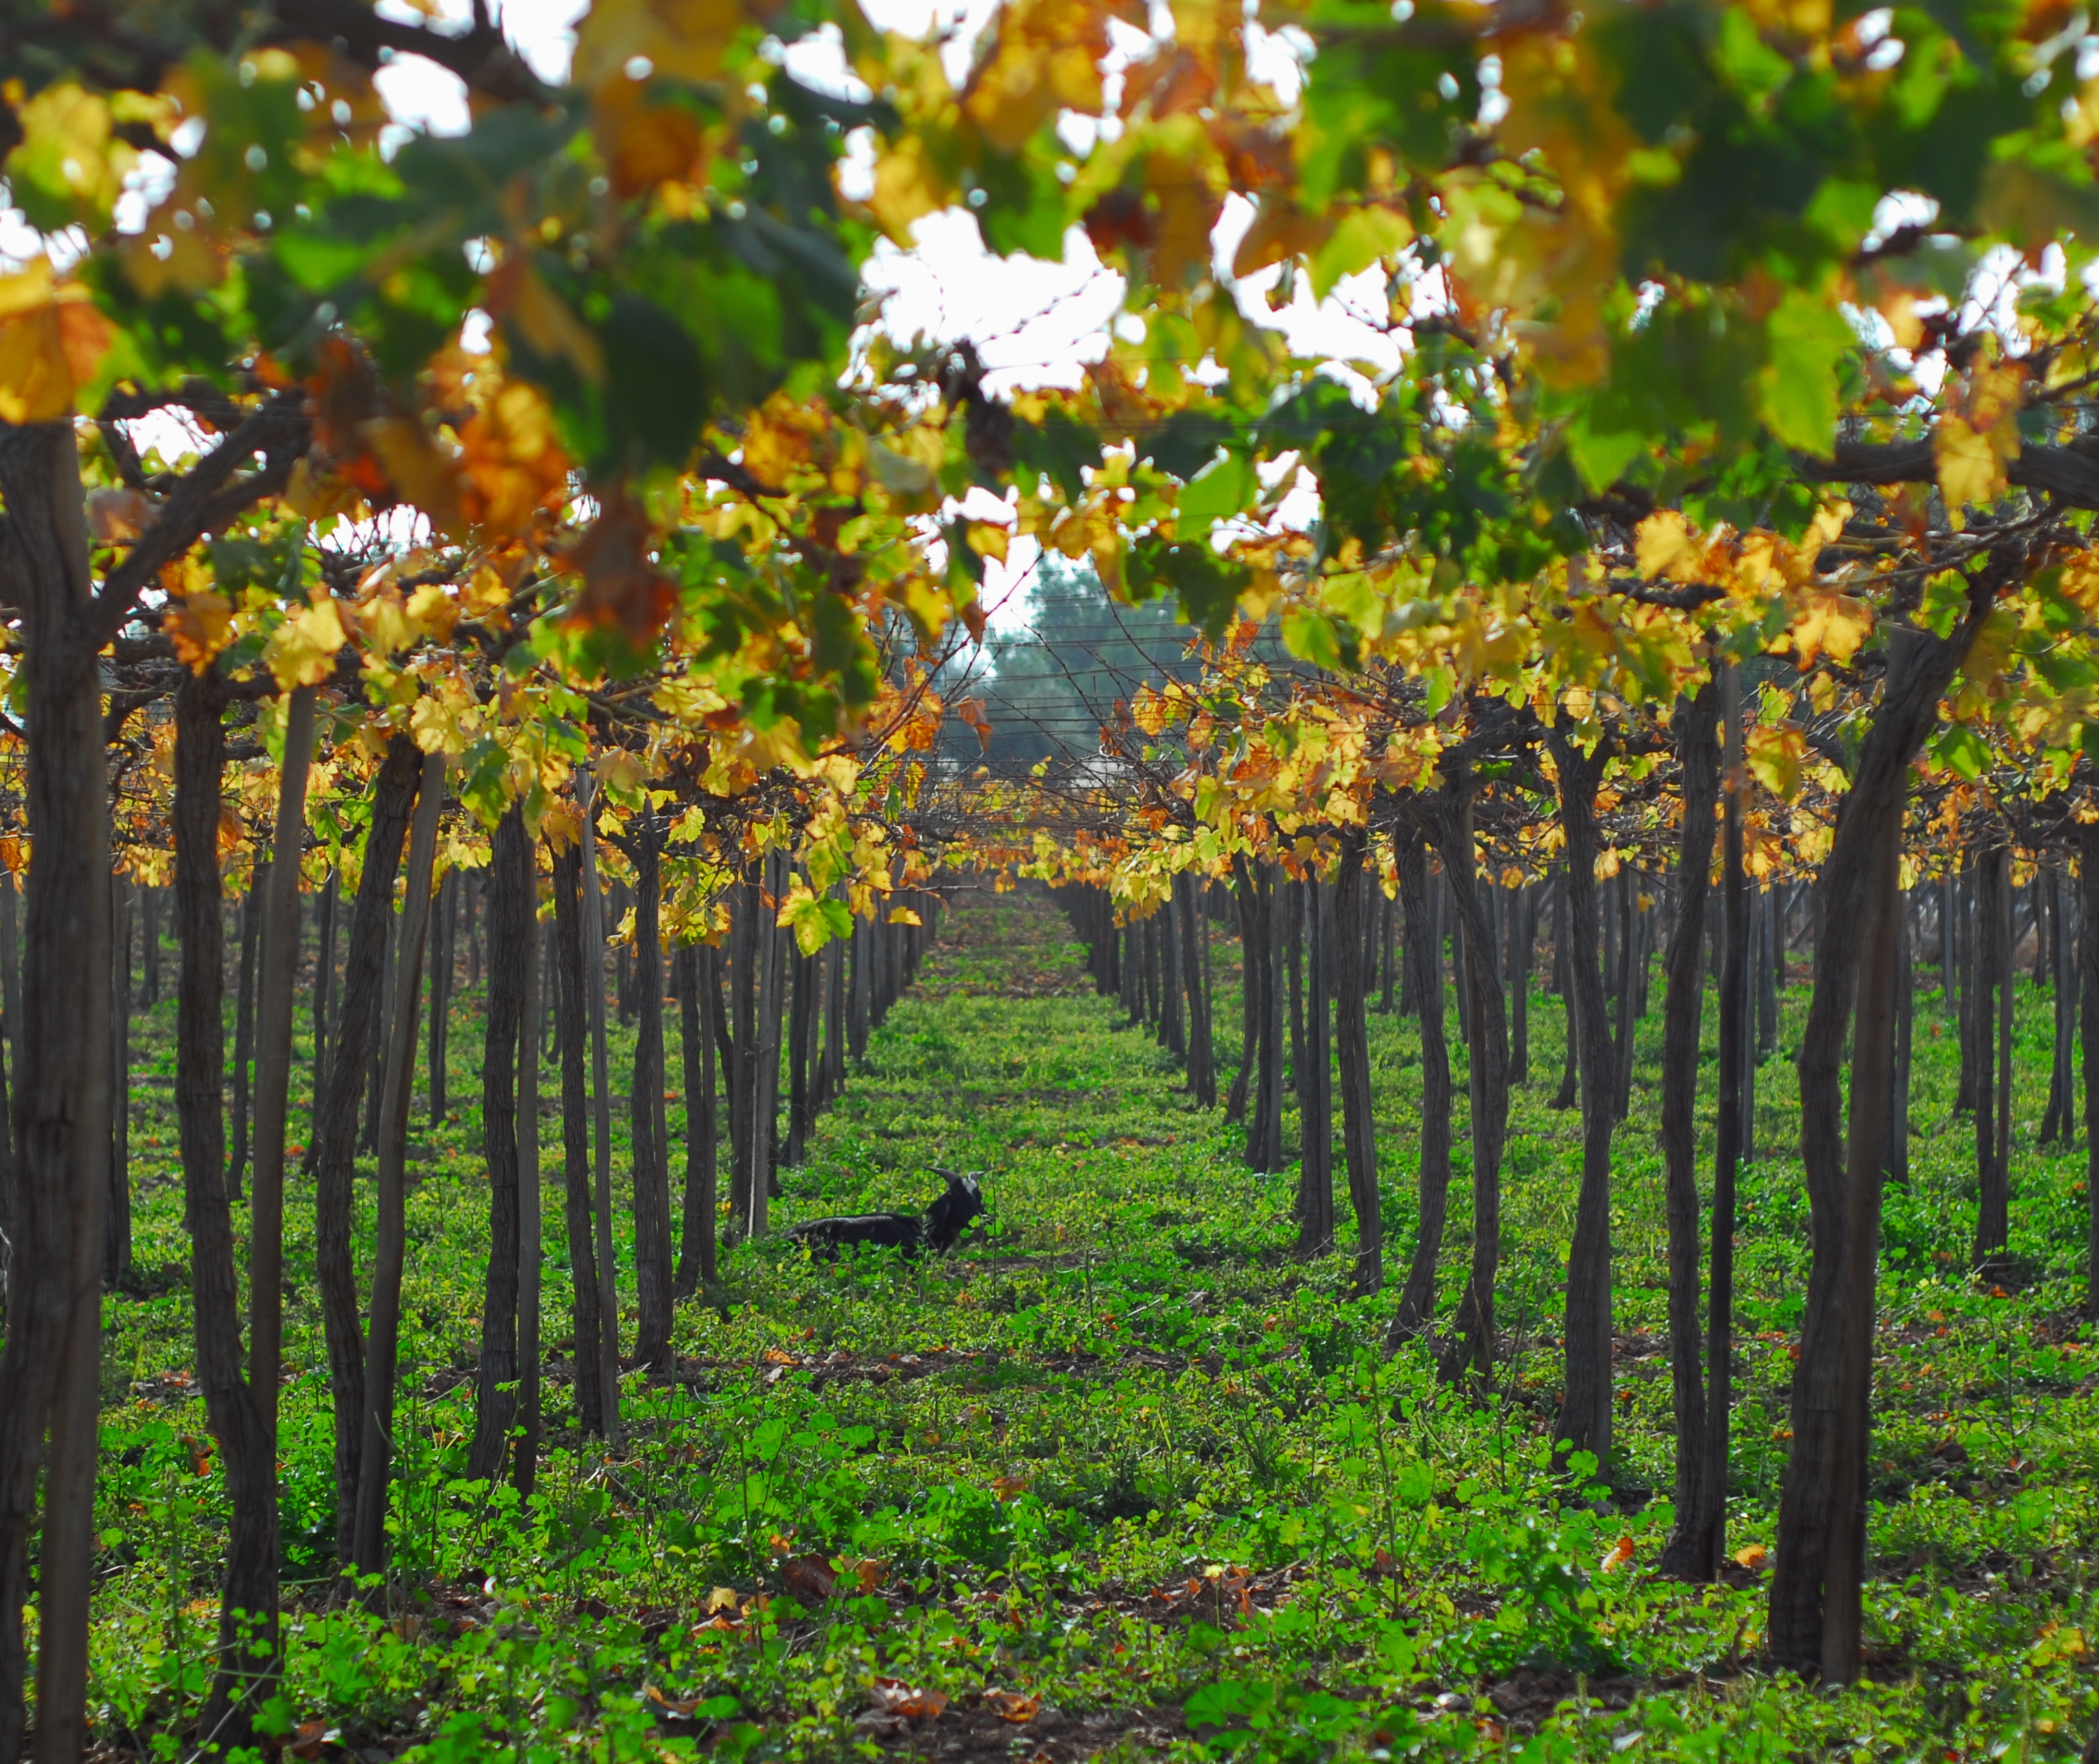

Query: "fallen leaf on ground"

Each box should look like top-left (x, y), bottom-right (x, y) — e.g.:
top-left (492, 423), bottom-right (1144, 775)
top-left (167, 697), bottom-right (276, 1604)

top-left (985, 1689), bottom-right (1040, 1723)
top-left (780, 1555), bottom-right (837, 1601)
top-left (869, 1678), bottom-right (948, 1720)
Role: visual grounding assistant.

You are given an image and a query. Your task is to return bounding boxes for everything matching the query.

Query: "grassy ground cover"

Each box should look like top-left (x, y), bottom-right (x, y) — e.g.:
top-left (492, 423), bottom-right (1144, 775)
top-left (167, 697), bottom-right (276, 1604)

top-left (83, 883), bottom-right (2099, 1760)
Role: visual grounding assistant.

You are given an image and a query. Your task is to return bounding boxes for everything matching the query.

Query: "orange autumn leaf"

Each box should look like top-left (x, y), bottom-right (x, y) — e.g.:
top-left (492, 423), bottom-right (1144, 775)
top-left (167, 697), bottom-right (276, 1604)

top-left (456, 381), bottom-right (570, 536)
top-left (985, 1689), bottom-right (1041, 1723)
top-left (868, 1678), bottom-right (948, 1720)
top-left (167, 587), bottom-right (235, 674)
top-left (564, 489), bottom-right (675, 642)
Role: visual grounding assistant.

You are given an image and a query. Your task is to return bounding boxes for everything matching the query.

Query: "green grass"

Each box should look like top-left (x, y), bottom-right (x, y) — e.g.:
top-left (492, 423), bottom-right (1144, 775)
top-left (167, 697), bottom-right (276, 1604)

top-left (77, 885), bottom-right (2099, 1759)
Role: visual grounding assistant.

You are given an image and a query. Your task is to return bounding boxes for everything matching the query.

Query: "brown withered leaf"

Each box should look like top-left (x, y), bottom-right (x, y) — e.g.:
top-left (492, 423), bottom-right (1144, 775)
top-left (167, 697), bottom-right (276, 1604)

top-left (166, 587), bottom-right (233, 673)
top-left (779, 1554), bottom-right (837, 1602)
top-left (868, 1678), bottom-right (948, 1720)
top-left (985, 1689), bottom-right (1041, 1724)
top-left (564, 488), bottom-right (675, 643)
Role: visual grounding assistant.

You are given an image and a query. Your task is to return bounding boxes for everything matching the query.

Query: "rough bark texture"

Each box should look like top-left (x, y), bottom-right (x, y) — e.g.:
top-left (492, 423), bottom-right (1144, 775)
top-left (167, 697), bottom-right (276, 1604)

top-left (2084, 823), bottom-right (2099, 1318)
top-left (1547, 732), bottom-right (1616, 1465)
top-left (1389, 819), bottom-right (1453, 1343)
top-left (629, 825), bottom-right (674, 1367)
top-left (1974, 843), bottom-right (2010, 1270)
top-left (230, 874), bottom-right (260, 1195)
top-left (1255, 865), bottom-right (1285, 1173)
top-left (1225, 863), bottom-right (1258, 1128)
top-left (1658, 687), bottom-right (1719, 1579)
top-left (1295, 876), bottom-right (1334, 1255)
top-left (1769, 606), bottom-right (1985, 1678)
top-left (106, 876), bottom-right (132, 1287)
top-left (1432, 774), bottom-right (1510, 1384)
top-left (2045, 868), bottom-right (2075, 1145)
top-left (675, 942), bottom-right (721, 1300)
top-left (578, 784), bottom-right (622, 1441)
top-left (351, 753), bottom-right (443, 1581)
top-left (1957, 855), bottom-right (1980, 1113)
top-left (312, 734), bottom-right (421, 1563)
top-left (746, 849), bottom-right (787, 1233)
top-left (171, 672), bottom-right (278, 1749)
top-left (1177, 873), bottom-right (1216, 1107)
top-left (429, 871), bottom-right (455, 1126)
top-left (1815, 788), bottom-right (1905, 1682)
top-left (309, 873), bottom-right (337, 1148)
top-left (0, 425), bottom-right (113, 1764)
top-left (516, 909), bottom-right (544, 1499)
top-left (552, 845), bottom-right (605, 1435)
top-left (1510, 883), bottom-right (1533, 1084)
top-left (236, 684), bottom-right (313, 1737)
top-left (788, 942), bottom-right (814, 1164)
top-left (1551, 867), bottom-right (1579, 1112)
top-left (468, 806), bottom-right (529, 1480)
top-left (1334, 834), bottom-right (1380, 1296)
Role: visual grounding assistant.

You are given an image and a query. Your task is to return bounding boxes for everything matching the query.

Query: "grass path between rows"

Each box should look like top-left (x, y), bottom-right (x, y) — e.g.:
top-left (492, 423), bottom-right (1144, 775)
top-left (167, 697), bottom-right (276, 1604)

top-left (81, 882), bottom-right (2099, 1760)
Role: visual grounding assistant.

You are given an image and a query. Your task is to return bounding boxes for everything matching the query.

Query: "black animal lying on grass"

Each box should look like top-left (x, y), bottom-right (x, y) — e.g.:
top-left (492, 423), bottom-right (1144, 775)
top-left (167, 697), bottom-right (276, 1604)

top-left (786, 1170), bottom-right (987, 1258)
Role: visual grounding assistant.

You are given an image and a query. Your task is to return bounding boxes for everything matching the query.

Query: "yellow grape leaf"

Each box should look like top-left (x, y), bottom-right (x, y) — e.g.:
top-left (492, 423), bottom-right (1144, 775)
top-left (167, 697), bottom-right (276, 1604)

top-left (540, 798), bottom-right (584, 854)
top-left (404, 581), bottom-right (462, 643)
top-left (1309, 204), bottom-right (1412, 300)
top-left (1960, 603), bottom-right (2019, 689)
top-left (120, 224), bottom-right (229, 299)
top-left (264, 597), bottom-right (347, 690)
top-left (1743, 723), bottom-right (1806, 800)
top-left (1934, 414), bottom-right (2007, 512)
top-left (867, 137), bottom-right (952, 239)
top-left (1131, 683), bottom-right (1170, 737)
top-left (888, 906), bottom-right (922, 925)
top-left (1789, 587), bottom-right (1872, 668)
top-left (572, 0), bottom-right (748, 88)
top-left (410, 695), bottom-right (470, 759)
top-left (0, 257), bottom-right (113, 424)
top-left (282, 455), bottom-right (364, 525)
top-left (362, 417), bottom-right (463, 536)
top-left (2059, 550), bottom-right (2099, 613)
top-left (8, 83), bottom-right (132, 230)
top-left (1634, 511), bottom-right (1701, 582)
top-left (963, 0), bottom-right (1111, 154)
top-left (353, 588), bottom-right (414, 657)
top-left (599, 748), bottom-right (648, 794)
